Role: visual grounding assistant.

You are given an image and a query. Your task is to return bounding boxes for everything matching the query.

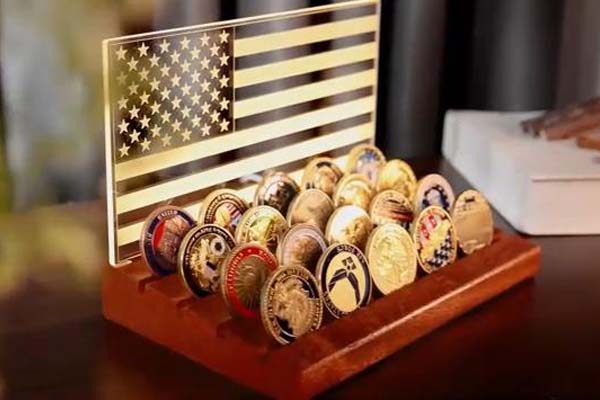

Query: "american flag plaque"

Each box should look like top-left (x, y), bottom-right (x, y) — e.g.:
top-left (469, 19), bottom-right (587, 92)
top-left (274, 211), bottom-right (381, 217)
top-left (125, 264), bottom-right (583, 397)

top-left (103, 0), bottom-right (381, 266)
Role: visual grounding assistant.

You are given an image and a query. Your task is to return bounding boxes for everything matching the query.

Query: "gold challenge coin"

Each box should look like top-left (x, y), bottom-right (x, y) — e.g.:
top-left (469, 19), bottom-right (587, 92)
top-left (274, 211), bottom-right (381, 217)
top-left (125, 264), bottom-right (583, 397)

top-left (451, 189), bottom-right (494, 254)
top-left (287, 188), bottom-right (334, 232)
top-left (376, 159), bottom-right (417, 200)
top-left (235, 205), bottom-right (289, 254)
top-left (198, 189), bottom-right (248, 234)
top-left (325, 205), bottom-right (373, 251)
top-left (369, 189), bottom-right (414, 229)
top-left (254, 171), bottom-right (300, 216)
top-left (414, 174), bottom-right (455, 213)
top-left (333, 173), bottom-right (374, 210)
top-left (346, 144), bottom-right (386, 183)
top-left (412, 206), bottom-right (458, 274)
top-left (301, 157), bottom-right (344, 197)
top-left (277, 223), bottom-right (327, 272)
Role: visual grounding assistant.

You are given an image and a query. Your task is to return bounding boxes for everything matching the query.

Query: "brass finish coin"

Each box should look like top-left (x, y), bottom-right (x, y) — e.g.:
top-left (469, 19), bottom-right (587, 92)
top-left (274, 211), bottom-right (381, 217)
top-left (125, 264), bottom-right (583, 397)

top-left (235, 205), bottom-right (289, 253)
top-left (178, 224), bottom-right (236, 296)
top-left (365, 224), bottom-right (417, 295)
top-left (254, 172), bottom-right (300, 216)
top-left (376, 159), bottom-right (417, 200)
top-left (412, 206), bottom-right (458, 274)
top-left (287, 189), bottom-right (334, 232)
top-left (220, 243), bottom-right (279, 319)
top-left (369, 189), bottom-right (414, 229)
top-left (315, 243), bottom-right (372, 319)
top-left (333, 173), bottom-right (374, 210)
top-left (346, 144), bottom-right (386, 183)
top-left (198, 189), bottom-right (248, 235)
top-left (260, 265), bottom-right (323, 345)
top-left (140, 206), bottom-right (196, 276)
top-left (451, 189), bottom-right (494, 254)
top-left (277, 223), bottom-right (328, 272)
top-left (414, 174), bottom-right (455, 213)
top-left (325, 205), bottom-right (373, 251)
top-left (301, 157), bottom-right (344, 197)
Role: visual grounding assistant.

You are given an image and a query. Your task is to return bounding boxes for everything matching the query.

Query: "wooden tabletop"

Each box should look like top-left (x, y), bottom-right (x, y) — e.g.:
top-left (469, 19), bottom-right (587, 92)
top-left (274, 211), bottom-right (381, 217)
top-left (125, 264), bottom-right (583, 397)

top-left (1, 159), bottom-right (598, 399)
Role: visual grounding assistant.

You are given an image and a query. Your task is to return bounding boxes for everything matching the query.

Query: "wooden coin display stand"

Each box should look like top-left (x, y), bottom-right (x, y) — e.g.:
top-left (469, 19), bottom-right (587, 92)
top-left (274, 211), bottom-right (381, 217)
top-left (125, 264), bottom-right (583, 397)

top-left (102, 230), bottom-right (540, 399)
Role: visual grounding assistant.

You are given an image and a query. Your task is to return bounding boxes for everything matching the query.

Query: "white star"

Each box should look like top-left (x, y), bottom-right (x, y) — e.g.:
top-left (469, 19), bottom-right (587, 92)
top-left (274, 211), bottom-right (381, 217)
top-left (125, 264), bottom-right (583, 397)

top-left (210, 66), bottom-right (220, 79)
top-left (190, 47), bottom-right (200, 60)
top-left (181, 129), bottom-right (192, 142)
top-left (219, 98), bottom-right (230, 111)
top-left (201, 102), bottom-right (211, 115)
top-left (170, 50), bottom-right (181, 64)
top-left (149, 78), bottom-right (161, 91)
top-left (150, 101), bottom-right (161, 115)
top-left (210, 110), bottom-right (220, 123)
top-left (181, 60), bottom-right (191, 73)
top-left (180, 36), bottom-right (191, 50)
top-left (171, 96), bottom-right (182, 110)
top-left (190, 70), bottom-right (201, 83)
top-left (129, 129), bottom-right (141, 143)
top-left (140, 138), bottom-right (151, 152)
top-left (159, 39), bottom-right (170, 54)
top-left (201, 123), bottom-right (211, 136)
top-left (139, 68), bottom-right (149, 81)
top-left (219, 30), bottom-right (230, 44)
top-left (118, 143), bottom-right (130, 158)
top-left (181, 106), bottom-right (191, 119)
top-left (139, 91), bottom-right (150, 105)
top-left (210, 89), bottom-right (220, 102)
top-left (128, 83), bottom-right (138, 95)
top-left (139, 115), bottom-right (151, 128)
top-left (191, 92), bottom-right (201, 105)
top-left (117, 97), bottom-right (128, 110)
top-left (160, 64), bottom-right (170, 77)
top-left (150, 125), bottom-right (161, 138)
top-left (219, 118), bottom-right (230, 132)
top-left (219, 75), bottom-right (229, 88)
top-left (129, 105), bottom-right (140, 119)
top-left (200, 80), bottom-right (211, 93)
top-left (118, 119), bottom-right (129, 134)
top-left (172, 119), bottom-right (182, 132)
top-left (160, 87), bottom-right (171, 101)
top-left (138, 43), bottom-right (150, 57)
top-left (181, 83), bottom-right (191, 96)
top-left (200, 33), bottom-right (210, 47)
top-left (127, 57), bottom-right (138, 71)
top-left (200, 57), bottom-right (210, 70)
top-left (191, 115), bottom-right (201, 128)
top-left (161, 134), bottom-right (172, 147)
top-left (149, 54), bottom-right (160, 67)
top-left (161, 110), bottom-right (172, 123)
top-left (210, 44), bottom-right (220, 57)
top-left (116, 72), bottom-right (127, 86)
top-left (116, 46), bottom-right (127, 61)
top-left (219, 53), bottom-right (229, 66)
top-left (170, 74), bottom-right (181, 87)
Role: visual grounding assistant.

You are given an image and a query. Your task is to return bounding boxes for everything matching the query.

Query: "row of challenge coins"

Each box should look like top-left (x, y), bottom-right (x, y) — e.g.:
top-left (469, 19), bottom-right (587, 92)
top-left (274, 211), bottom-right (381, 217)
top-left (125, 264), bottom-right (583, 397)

top-left (139, 144), bottom-right (495, 345)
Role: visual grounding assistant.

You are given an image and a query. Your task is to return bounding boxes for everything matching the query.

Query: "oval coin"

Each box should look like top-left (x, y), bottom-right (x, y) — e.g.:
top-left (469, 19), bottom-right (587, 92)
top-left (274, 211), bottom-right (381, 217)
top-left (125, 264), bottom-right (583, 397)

top-left (346, 144), bottom-right (386, 183)
top-left (235, 206), bottom-right (289, 253)
top-left (198, 189), bottom-right (248, 234)
top-left (376, 159), bottom-right (417, 200)
top-left (277, 223), bottom-right (328, 272)
top-left (414, 174), bottom-right (455, 213)
top-left (412, 206), bottom-right (458, 274)
top-left (369, 189), bottom-right (414, 229)
top-left (451, 189), bottom-right (494, 254)
top-left (333, 173), bottom-right (374, 210)
top-left (254, 172), bottom-right (300, 216)
top-left (326, 205), bottom-right (373, 251)
top-left (301, 157), bottom-right (344, 197)
top-left (287, 189), bottom-right (334, 232)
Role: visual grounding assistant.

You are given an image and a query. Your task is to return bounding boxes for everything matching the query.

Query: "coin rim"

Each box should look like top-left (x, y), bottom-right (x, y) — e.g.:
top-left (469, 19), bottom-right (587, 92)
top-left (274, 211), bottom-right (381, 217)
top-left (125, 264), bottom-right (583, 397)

top-left (450, 189), bottom-right (494, 254)
top-left (411, 205), bottom-right (458, 274)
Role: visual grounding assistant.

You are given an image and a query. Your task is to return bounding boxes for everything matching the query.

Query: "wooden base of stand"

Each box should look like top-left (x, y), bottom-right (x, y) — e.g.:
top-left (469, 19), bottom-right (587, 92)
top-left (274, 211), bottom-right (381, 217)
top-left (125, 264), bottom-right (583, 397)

top-left (102, 231), bottom-right (540, 399)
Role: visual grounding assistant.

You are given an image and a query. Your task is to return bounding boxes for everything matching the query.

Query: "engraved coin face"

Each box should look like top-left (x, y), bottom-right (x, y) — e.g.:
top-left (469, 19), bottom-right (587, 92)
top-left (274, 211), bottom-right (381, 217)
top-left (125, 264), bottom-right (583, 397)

top-left (277, 223), bottom-right (328, 272)
top-left (198, 189), bottom-right (249, 235)
top-left (220, 243), bottom-right (279, 318)
top-left (412, 206), bottom-right (458, 274)
top-left (235, 206), bottom-right (289, 253)
top-left (451, 190), bottom-right (494, 254)
top-left (376, 159), bottom-right (417, 200)
top-left (326, 205), bottom-right (373, 251)
top-left (414, 174), bottom-right (455, 213)
top-left (260, 265), bottom-right (323, 345)
top-left (369, 189), bottom-right (414, 229)
top-left (287, 189), bottom-right (335, 232)
top-left (254, 172), bottom-right (300, 216)
top-left (178, 224), bottom-right (236, 296)
top-left (315, 243), bottom-right (372, 319)
top-left (333, 173), bottom-right (374, 210)
top-left (140, 206), bottom-right (196, 276)
top-left (346, 144), bottom-right (386, 183)
top-left (301, 157), bottom-right (344, 197)
top-left (365, 224), bottom-right (417, 295)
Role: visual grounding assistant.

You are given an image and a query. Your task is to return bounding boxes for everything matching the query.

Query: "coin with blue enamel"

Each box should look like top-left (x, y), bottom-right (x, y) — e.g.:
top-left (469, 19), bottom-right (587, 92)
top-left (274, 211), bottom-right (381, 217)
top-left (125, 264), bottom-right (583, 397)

top-left (414, 174), bottom-right (455, 213)
top-left (412, 206), bottom-right (458, 274)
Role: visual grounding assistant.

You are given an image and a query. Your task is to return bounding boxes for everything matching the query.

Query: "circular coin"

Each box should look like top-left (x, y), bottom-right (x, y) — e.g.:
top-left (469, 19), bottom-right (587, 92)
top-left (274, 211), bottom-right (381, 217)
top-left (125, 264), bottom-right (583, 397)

top-left (412, 206), bottom-right (458, 274)
top-left (451, 189), bottom-right (494, 254)
top-left (277, 223), bottom-right (328, 272)
top-left (376, 159), bottom-right (417, 200)
top-left (325, 205), bottom-right (373, 251)
top-left (333, 173), bottom-right (374, 210)
top-left (287, 189), bottom-right (334, 232)
top-left (220, 243), bottom-right (279, 318)
top-left (346, 144), bottom-right (386, 183)
top-left (235, 205), bottom-right (289, 253)
top-left (315, 243), bottom-right (372, 319)
top-left (301, 157), bottom-right (344, 197)
top-left (254, 172), bottom-right (300, 216)
top-left (365, 224), bottom-right (417, 295)
top-left (140, 206), bottom-right (196, 276)
top-left (414, 174), bottom-right (455, 213)
top-left (369, 189), bottom-right (414, 229)
top-left (260, 265), bottom-right (323, 344)
top-left (178, 224), bottom-right (236, 296)
top-left (198, 189), bottom-right (248, 234)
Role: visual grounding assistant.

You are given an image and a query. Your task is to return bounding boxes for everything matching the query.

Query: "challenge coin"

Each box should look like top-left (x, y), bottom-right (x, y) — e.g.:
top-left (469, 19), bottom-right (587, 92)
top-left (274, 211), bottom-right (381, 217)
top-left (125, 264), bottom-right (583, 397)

top-left (451, 189), bottom-right (494, 254)
top-left (178, 224), bottom-right (236, 296)
top-left (325, 205), bottom-right (373, 251)
top-left (315, 243), bottom-right (372, 319)
top-left (198, 189), bottom-right (248, 234)
top-left (235, 205), bottom-right (289, 253)
top-left (376, 159), bottom-right (417, 200)
top-left (333, 173), bottom-right (374, 210)
top-left (346, 144), bottom-right (386, 183)
top-left (220, 243), bottom-right (279, 318)
top-left (414, 174), bottom-right (455, 213)
top-left (301, 157), bottom-right (344, 197)
top-left (365, 224), bottom-right (417, 295)
top-left (369, 189), bottom-right (414, 229)
top-left (286, 188), bottom-right (334, 232)
top-left (260, 265), bottom-right (323, 344)
top-left (140, 206), bottom-right (195, 276)
top-left (276, 223), bottom-right (328, 272)
top-left (254, 172), bottom-right (300, 216)
top-left (412, 206), bottom-right (458, 274)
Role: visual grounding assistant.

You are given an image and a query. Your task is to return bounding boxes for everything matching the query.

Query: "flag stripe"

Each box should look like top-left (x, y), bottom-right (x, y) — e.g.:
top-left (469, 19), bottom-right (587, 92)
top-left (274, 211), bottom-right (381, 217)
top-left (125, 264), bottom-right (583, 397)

top-left (115, 120), bottom-right (374, 214)
top-left (234, 15), bottom-right (377, 57)
top-left (234, 42), bottom-right (376, 88)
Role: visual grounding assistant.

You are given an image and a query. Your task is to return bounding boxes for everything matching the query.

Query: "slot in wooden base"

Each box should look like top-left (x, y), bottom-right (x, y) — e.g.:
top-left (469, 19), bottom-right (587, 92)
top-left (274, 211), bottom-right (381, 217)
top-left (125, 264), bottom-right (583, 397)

top-left (102, 231), bottom-right (540, 399)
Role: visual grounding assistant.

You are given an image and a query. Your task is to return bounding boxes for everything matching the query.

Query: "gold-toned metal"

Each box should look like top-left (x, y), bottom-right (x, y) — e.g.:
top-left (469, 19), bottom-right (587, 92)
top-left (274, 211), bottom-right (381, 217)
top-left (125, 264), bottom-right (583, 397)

top-left (235, 205), bottom-right (289, 253)
top-left (346, 144), bottom-right (386, 183)
top-left (412, 206), bottom-right (458, 274)
top-left (260, 265), bottom-right (323, 344)
top-left (376, 159), bottom-right (417, 200)
top-left (325, 205), bottom-right (373, 251)
top-left (254, 172), bottom-right (300, 216)
top-left (451, 189), bottom-right (494, 254)
top-left (276, 223), bottom-right (328, 272)
top-left (287, 189), bottom-right (335, 232)
top-left (413, 173), bottom-right (455, 214)
top-left (198, 189), bottom-right (249, 235)
top-left (333, 173), bottom-right (375, 210)
top-left (369, 189), bottom-right (414, 229)
top-left (301, 157), bottom-right (344, 197)
top-left (365, 224), bottom-right (417, 295)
